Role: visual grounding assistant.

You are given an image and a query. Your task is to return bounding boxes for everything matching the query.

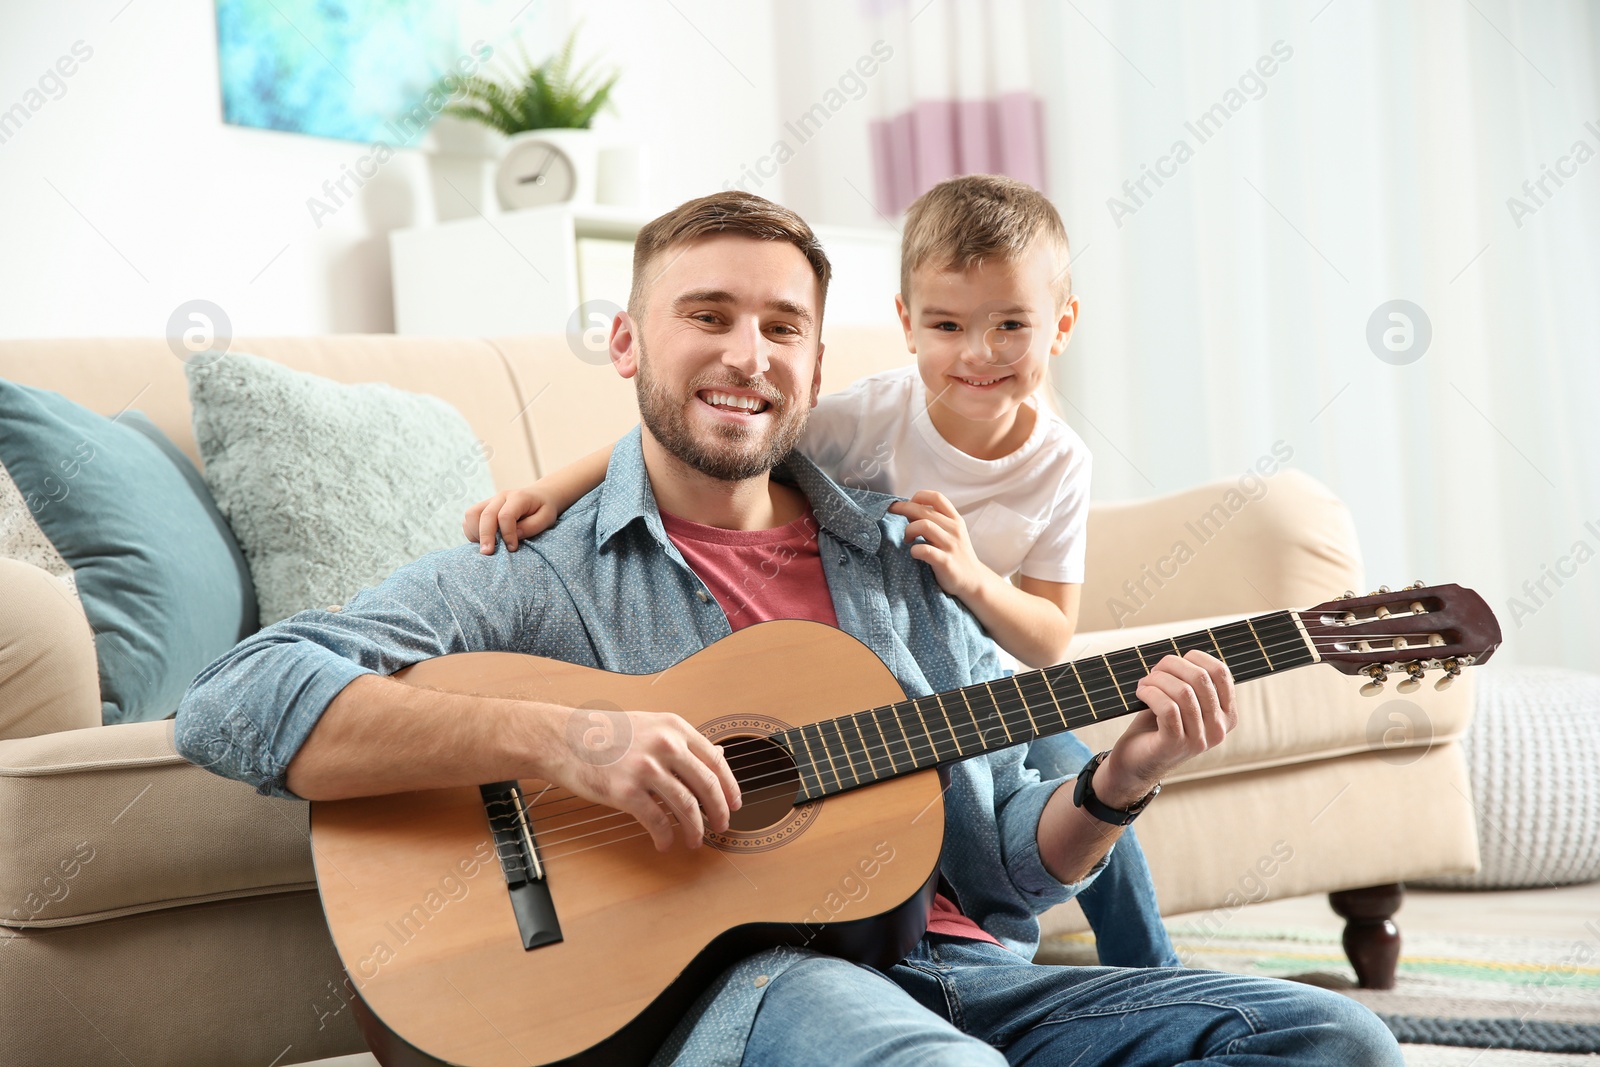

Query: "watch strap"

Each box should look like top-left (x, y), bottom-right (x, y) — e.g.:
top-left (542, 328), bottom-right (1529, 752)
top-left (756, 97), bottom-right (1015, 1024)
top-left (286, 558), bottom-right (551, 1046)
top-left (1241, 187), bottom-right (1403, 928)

top-left (1073, 750), bottom-right (1161, 826)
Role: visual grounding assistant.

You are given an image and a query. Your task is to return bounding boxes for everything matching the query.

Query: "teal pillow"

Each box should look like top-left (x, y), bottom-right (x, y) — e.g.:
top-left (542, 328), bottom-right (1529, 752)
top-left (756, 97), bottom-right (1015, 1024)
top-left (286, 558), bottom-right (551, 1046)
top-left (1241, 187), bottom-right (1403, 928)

top-left (185, 352), bottom-right (494, 625)
top-left (0, 383), bottom-right (259, 724)
top-left (119, 411), bottom-right (259, 637)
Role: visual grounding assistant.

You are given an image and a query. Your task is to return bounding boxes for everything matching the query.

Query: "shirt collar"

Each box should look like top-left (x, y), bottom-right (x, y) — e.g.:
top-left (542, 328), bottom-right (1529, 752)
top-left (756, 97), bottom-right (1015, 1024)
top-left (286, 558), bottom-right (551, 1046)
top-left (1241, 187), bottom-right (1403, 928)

top-left (595, 425), bottom-right (891, 555)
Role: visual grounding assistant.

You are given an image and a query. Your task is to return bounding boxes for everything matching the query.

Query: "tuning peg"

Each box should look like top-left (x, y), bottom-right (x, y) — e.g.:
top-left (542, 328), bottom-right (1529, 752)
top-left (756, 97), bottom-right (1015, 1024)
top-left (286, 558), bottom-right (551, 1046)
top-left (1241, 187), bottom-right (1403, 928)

top-left (1433, 660), bottom-right (1462, 691)
top-left (1406, 580), bottom-right (1425, 590)
top-left (1337, 590), bottom-right (1356, 601)
top-left (1360, 664), bottom-right (1389, 697)
top-left (1396, 663), bottom-right (1425, 694)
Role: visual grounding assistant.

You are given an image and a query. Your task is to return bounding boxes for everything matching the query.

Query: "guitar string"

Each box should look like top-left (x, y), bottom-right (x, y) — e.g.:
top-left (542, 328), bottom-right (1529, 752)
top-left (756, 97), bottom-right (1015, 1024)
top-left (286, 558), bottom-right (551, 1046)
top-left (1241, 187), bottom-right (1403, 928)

top-left (492, 627), bottom-right (1464, 856)
top-left (510, 625), bottom-right (1460, 834)
top-left (514, 625), bottom-right (1455, 820)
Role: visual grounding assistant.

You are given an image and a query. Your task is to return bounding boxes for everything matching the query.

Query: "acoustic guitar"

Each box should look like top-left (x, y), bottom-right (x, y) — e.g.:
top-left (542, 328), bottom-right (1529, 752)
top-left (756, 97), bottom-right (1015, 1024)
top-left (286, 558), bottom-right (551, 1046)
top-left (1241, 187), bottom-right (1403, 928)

top-left (310, 583), bottom-right (1500, 1066)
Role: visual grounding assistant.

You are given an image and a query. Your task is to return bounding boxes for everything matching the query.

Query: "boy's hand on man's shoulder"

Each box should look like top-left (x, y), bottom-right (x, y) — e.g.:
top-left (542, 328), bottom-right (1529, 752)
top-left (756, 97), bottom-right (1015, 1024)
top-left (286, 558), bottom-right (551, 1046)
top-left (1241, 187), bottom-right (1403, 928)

top-left (463, 488), bottom-right (559, 554)
top-left (890, 489), bottom-right (993, 601)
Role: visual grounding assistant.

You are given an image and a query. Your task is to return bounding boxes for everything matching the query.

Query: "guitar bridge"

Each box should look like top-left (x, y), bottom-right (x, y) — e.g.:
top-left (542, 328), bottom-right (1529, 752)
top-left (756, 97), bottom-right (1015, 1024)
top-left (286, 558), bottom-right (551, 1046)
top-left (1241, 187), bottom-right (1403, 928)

top-left (481, 782), bottom-right (564, 950)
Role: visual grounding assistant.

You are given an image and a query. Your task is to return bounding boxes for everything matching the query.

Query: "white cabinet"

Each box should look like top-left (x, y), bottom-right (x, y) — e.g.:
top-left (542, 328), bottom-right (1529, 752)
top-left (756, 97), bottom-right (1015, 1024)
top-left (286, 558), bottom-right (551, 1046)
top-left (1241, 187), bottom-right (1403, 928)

top-left (389, 205), bottom-right (901, 336)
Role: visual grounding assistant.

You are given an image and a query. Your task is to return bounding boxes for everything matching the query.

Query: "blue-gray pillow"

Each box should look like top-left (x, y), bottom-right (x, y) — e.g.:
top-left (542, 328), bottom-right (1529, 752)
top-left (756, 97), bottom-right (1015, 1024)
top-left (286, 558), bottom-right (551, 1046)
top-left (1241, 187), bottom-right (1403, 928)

top-left (185, 352), bottom-right (493, 625)
top-left (0, 383), bottom-right (260, 724)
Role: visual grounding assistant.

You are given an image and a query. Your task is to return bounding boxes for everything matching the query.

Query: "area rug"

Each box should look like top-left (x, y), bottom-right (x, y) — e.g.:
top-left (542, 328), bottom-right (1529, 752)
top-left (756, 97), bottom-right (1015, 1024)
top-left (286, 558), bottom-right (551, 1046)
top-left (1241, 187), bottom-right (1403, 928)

top-left (1038, 923), bottom-right (1600, 1057)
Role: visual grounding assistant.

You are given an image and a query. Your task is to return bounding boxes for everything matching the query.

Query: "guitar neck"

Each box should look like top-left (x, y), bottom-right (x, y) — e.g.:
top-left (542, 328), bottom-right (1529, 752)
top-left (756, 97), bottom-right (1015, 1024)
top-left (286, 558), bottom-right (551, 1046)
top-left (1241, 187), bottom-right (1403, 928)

top-left (775, 610), bottom-right (1318, 802)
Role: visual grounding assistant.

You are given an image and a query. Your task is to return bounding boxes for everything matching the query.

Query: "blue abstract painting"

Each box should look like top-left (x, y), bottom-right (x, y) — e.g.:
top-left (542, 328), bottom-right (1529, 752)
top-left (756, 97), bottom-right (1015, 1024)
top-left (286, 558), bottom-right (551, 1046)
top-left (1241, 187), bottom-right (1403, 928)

top-left (215, 0), bottom-right (478, 143)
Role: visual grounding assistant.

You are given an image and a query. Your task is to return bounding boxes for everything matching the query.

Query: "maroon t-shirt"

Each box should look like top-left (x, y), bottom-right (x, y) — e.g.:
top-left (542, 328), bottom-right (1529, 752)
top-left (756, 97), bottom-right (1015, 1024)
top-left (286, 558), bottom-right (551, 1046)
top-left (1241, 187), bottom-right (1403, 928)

top-left (659, 505), bottom-right (1000, 945)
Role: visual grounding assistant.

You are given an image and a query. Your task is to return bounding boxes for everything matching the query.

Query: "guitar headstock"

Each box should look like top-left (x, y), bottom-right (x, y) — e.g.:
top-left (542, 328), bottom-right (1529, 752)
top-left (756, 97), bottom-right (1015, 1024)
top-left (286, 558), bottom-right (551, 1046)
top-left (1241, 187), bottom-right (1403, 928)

top-left (1299, 582), bottom-right (1502, 695)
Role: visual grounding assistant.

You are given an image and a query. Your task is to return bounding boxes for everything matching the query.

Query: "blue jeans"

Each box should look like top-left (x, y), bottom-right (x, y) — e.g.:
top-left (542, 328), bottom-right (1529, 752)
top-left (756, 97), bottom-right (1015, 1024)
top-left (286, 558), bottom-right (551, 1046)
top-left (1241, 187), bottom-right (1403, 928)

top-left (743, 935), bottom-right (1402, 1066)
top-left (1024, 730), bottom-right (1180, 968)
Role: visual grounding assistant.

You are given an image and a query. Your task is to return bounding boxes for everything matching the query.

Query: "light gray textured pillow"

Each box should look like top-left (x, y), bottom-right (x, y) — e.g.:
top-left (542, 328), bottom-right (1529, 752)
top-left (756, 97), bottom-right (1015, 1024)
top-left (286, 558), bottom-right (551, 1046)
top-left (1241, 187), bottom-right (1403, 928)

top-left (1415, 666), bottom-right (1600, 889)
top-left (186, 352), bottom-right (493, 625)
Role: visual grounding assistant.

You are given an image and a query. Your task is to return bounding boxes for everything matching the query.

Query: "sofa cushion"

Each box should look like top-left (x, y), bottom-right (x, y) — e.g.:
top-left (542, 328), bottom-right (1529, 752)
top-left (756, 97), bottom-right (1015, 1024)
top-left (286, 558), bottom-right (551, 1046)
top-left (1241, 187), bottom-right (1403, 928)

top-left (0, 719), bottom-right (313, 929)
top-left (186, 351), bottom-right (495, 625)
top-left (0, 382), bottom-right (260, 724)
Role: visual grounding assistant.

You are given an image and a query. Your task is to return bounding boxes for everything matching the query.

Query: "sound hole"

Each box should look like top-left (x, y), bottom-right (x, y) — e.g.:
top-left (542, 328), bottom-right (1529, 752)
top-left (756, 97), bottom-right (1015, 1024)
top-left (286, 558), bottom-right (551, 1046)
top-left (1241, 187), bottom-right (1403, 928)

top-left (722, 735), bottom-right (800, 832)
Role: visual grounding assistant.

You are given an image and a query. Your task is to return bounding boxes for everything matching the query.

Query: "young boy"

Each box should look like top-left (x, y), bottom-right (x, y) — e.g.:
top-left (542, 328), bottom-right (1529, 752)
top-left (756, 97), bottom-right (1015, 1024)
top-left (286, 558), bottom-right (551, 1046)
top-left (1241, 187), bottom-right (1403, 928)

top-left (463, 174), bottom-right (1178, 968)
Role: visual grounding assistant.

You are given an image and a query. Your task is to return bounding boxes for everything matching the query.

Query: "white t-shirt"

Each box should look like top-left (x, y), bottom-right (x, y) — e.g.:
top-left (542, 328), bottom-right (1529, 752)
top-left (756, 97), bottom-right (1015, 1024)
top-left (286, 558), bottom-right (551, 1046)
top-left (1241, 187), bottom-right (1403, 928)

top-left (801, 365), bottom-right (1091, 585)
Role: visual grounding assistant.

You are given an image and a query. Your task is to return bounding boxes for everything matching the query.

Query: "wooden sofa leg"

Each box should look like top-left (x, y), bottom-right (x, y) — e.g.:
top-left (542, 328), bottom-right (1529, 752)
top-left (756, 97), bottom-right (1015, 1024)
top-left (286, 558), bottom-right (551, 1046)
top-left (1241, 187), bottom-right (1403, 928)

top-left (1328, 883), bottom-right (1403, 989)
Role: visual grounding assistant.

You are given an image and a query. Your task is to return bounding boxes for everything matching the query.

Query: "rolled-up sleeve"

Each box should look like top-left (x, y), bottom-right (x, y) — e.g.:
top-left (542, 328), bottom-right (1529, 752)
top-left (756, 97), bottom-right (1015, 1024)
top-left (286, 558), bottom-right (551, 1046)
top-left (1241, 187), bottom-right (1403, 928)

top-left (993, 754), bottom-right (1111, 911)
top-left (174, 543), bottom-right (553, 799)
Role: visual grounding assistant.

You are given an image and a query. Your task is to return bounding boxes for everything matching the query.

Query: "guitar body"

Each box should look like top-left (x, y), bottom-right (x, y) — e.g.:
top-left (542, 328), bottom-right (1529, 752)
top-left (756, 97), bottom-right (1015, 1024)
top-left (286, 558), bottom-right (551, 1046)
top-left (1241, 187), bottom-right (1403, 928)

top-left (310, 621), bottom-right (946, 1067)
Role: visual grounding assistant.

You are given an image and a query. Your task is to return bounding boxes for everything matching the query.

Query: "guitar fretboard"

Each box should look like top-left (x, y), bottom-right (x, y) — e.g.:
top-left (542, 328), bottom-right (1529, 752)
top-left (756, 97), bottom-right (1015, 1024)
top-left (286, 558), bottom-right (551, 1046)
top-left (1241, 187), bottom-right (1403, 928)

top-left (774, 610), bottom-right (1314, 802)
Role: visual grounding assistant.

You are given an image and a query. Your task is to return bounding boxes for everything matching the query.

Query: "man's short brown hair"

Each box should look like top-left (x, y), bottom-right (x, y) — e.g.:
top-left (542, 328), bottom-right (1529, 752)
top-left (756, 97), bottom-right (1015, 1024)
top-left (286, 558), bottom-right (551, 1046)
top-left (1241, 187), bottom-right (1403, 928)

top-left (628, 191), bottom-right (832, 325)
top-left (899, 174), bottom-right (1072, 310)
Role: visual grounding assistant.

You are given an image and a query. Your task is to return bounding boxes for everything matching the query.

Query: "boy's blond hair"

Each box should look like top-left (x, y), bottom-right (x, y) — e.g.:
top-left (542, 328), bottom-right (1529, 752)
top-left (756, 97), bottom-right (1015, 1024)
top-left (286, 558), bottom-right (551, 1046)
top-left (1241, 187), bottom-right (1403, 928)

top-left (899, 175), bottom-right (1071, 309)
top-left (629, 191), bottom-right (832, 323)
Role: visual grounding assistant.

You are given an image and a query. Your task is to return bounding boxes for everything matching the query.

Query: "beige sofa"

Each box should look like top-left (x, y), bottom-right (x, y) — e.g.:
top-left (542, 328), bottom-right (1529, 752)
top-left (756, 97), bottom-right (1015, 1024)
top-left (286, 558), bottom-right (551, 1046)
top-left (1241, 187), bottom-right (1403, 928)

top-left (0, 332), bottom-right (1478, 1066)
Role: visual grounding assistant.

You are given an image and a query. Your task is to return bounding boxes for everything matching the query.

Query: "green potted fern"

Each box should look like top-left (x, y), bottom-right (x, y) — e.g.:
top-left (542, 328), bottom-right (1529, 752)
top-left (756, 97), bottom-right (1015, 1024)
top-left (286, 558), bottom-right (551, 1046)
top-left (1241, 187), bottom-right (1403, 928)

top-left (439, 29), bottom-right (622, 212)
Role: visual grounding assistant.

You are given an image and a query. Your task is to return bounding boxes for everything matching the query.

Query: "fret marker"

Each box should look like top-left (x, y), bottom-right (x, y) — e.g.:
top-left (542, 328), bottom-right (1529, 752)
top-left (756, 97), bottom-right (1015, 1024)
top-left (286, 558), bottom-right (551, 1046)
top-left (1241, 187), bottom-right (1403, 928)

top-left (1069, 661), bottom-right (1099, 721)
top-left (1102, 655), bottom-right (1131, 711)
top-left (980, 681), bottom-right (1015, 745)
top-left (1245, 618), bottom-right (1275, 670)
top-left (810, 723), bottom-right (844, 794)
top-left (1038, 671), bottom-right (1070, 731)
top-left (910, 699), bottom-right (939, 767)
top-left (933, 693), bottom-right (965, 756)
top-left (793, 728), bottom-right (825, 796)
top-left (870, 713), bottom-right (899, 775)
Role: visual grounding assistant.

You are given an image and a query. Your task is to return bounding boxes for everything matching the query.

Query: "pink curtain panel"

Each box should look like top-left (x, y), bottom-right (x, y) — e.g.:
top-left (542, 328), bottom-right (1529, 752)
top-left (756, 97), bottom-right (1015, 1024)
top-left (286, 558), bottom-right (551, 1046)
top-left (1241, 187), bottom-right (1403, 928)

top-left (870, 92), bottom-right (1047, 216)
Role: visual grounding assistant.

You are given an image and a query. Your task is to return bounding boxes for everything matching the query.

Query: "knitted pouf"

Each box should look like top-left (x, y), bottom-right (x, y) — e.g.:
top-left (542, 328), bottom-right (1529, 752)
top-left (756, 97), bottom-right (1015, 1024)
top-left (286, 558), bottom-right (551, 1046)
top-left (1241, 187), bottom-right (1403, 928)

top-left (1417, 666), bottom-right (1600, 889)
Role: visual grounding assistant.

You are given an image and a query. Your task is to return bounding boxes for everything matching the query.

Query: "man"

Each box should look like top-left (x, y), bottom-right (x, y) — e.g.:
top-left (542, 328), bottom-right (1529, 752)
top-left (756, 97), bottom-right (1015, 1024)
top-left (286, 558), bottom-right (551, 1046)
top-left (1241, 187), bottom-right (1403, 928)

top-left (176, 191), bottom-right (1400, 1066)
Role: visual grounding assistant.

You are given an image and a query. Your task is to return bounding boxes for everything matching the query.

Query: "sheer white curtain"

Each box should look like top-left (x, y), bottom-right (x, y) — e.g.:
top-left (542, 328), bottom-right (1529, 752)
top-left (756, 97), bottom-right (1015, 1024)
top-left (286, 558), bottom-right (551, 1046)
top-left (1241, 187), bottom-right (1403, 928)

top-left (1026, 0), bottom-right (1600, 669)
top-left (864, 0), bottom-right (1046, 214)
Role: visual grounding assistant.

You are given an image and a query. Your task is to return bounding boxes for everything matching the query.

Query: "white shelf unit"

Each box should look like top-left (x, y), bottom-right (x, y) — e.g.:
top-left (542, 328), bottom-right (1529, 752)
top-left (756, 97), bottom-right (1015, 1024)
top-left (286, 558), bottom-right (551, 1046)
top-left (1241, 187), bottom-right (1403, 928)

top-left (389, 205), bottom-right (901, 336)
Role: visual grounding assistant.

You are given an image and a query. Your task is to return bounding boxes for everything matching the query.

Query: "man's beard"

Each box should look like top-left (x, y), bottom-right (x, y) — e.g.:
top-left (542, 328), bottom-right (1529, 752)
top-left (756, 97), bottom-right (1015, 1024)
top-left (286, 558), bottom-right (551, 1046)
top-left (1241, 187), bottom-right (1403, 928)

top-left (635, 341), bottom-right (809, 482)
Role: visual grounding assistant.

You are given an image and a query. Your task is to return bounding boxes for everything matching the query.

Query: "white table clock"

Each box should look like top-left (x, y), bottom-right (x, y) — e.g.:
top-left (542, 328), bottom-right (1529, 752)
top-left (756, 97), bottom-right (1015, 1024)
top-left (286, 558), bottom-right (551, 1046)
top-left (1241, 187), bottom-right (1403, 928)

top-left (495, 129), bottom-right (597, 210)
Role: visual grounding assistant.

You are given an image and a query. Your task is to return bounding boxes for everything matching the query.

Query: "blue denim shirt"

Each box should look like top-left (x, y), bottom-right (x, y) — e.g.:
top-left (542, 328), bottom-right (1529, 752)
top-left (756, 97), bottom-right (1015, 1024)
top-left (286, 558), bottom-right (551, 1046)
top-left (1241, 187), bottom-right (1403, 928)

top-left (174, 426), bottom-right (1102, 1066)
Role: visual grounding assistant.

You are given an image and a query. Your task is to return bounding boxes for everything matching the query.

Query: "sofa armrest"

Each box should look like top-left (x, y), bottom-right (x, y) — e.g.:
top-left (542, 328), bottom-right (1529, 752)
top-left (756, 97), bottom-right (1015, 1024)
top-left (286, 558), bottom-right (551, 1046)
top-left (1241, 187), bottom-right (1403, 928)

top-left (0, 558), bottom-right (101, 741)
top-left (1078, 469), bottom-right (1366, 633)
top-left (0, 719), bottom-right (314, 928)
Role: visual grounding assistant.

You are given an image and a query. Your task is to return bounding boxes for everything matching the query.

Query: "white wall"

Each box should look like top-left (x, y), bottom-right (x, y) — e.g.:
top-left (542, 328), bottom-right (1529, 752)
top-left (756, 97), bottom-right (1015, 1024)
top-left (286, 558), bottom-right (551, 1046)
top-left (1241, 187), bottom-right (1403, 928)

top-left (0, 0), bottom-right (789, 338)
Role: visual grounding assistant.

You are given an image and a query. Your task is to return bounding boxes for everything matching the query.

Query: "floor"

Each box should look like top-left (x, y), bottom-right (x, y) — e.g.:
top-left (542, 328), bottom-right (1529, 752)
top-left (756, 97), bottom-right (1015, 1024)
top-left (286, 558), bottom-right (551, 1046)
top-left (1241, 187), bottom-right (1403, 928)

top-left (295, 883), bottom-right (1600, 1067)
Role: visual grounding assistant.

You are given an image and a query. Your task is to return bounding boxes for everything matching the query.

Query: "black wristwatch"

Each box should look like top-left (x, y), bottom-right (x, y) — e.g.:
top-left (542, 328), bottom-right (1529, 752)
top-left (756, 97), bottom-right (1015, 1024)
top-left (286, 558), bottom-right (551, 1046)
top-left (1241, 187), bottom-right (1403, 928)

top-left (1073, 750), bottom-right (1161, 826)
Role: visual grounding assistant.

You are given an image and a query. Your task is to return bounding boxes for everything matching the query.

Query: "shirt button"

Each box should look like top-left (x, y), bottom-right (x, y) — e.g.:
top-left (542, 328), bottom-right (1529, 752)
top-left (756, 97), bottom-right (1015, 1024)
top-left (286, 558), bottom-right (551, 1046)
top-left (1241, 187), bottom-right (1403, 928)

top-left (754, 974), bottom-right (769, 988)
top-left (838, 553), bottom-right (848, 565)
top-left (696, 589), bottom-right (710, 603)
